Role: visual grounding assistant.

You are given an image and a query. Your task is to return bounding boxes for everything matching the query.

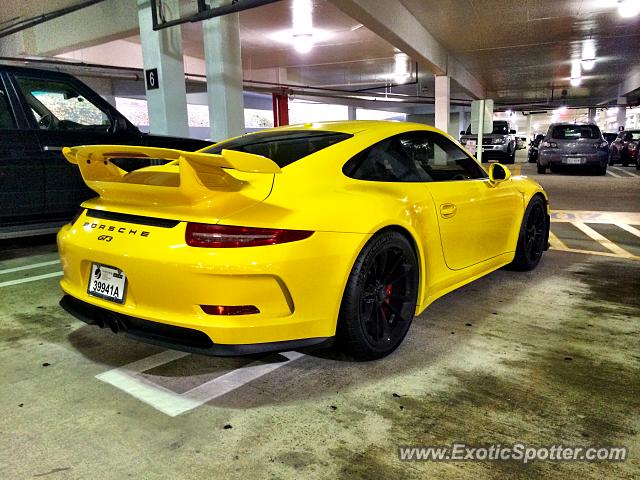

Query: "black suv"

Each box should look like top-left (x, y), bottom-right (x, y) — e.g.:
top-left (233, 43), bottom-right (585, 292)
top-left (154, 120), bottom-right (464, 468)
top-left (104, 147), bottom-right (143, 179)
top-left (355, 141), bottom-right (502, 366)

top-left (0, 65), bottom-right (211, 238)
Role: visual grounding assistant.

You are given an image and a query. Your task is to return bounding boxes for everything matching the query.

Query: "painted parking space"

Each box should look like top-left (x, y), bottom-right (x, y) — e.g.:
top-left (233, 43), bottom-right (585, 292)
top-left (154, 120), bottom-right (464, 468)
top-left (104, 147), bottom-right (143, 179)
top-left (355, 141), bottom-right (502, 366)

top-left (550, 210), bottom-right (640, 260)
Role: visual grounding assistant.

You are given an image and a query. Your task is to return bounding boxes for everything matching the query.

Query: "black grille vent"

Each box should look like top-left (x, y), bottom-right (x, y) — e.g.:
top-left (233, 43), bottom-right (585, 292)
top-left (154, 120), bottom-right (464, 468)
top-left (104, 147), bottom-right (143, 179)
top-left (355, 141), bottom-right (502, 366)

top-left (85, 209), bottom-right (180, 228)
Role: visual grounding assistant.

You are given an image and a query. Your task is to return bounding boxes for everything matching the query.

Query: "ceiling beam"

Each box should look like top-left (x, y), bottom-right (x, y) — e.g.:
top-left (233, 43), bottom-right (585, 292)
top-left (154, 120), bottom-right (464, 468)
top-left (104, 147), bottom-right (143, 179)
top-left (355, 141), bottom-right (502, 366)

top-left (329, 0), bottom-right (486, 99)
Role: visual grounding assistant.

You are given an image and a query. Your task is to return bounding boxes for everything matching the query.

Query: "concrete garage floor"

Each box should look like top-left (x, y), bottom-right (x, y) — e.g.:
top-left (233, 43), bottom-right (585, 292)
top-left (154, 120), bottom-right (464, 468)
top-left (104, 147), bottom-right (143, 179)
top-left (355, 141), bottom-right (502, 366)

top-left (1, 156), bottom-right (639, 479)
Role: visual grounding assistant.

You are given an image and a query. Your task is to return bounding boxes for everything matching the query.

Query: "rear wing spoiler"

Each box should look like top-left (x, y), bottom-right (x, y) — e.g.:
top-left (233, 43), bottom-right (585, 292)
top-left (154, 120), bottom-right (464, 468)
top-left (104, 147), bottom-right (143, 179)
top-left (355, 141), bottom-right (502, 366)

top-left (62, 145), bottom-right (281, 206)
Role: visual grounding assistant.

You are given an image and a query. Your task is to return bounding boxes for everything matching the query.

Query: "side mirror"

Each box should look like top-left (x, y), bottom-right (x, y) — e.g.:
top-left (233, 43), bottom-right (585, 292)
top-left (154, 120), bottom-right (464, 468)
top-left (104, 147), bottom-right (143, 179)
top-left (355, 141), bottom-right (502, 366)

top-left (488, 163), bottom-right (511, 185)
top-left (509, 129), bottom-right (517, 134)
top-left (460, 130), bottom-right (466, 136)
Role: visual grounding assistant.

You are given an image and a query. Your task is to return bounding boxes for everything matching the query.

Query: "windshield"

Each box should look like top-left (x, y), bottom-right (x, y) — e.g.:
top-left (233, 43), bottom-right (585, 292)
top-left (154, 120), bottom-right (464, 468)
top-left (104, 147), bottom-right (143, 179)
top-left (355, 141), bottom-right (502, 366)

top-left (627, 131), bottom-right (640, 141)
top-left (206, 130), bottom-right (353, 168)
top-left (492, 121), bottom-right (509, 134)
top-left (551, 125), bottom-right (601, 140)
top-left (464, 121), bottom-right (509, 135)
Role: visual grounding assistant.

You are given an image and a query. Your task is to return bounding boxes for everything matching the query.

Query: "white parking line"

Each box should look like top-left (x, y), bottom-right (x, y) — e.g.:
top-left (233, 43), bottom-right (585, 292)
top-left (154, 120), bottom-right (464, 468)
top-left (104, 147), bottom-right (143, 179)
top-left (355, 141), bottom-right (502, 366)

top-left (0, 271), bottom-right (63, 288)
top-left (610, 166), bottom-right (639, 178)
top-left (606, 170), bottom-right (622, 178)
top-left (614, 222), bottom-right (640, 238)
top-left (572, 222), bottom-right (635, 258)
top-left (96, 350), bottom-right (305, 416)
top-left (0, 260), bottom-right (60, 275)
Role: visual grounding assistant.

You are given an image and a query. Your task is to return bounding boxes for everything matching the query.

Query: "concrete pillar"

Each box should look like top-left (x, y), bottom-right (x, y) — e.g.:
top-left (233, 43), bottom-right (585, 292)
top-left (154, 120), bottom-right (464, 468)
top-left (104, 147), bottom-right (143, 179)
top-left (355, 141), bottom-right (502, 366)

top-left (203, 9), bottom-right (245, 141)
top-left (348, 106), bottom-right (357, 121)
top-left (137, 0), bottom-right (189, 137)
top-left (458, 108), bottom-right (468, 137)
top-left (526, 114), bottom-right (532, 143)
top-left (471, 99), bottom-right (493, 163)
top-left (588, 107), bottom-right (597, 123)
top-left (434, 75), bottom-right (450, 133)
top-left (616, 106), bottom-right (627, 131)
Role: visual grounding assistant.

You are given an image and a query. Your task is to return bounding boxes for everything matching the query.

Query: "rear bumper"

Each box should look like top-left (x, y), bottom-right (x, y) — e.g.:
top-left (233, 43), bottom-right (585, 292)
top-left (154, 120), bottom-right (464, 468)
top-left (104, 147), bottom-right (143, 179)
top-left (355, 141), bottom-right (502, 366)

top-left (60, 295), bottom-right (332, 356)
top-left (538, 151), bottom-right (607, 167)
top-left (57, 214), bottom-right (369, 348)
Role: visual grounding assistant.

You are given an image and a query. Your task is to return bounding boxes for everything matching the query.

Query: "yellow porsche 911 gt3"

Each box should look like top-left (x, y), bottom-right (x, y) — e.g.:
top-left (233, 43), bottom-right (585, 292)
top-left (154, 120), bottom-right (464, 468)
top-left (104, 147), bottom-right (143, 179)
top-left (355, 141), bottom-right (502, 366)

top-left (57, 121), bottom-right (549, 360)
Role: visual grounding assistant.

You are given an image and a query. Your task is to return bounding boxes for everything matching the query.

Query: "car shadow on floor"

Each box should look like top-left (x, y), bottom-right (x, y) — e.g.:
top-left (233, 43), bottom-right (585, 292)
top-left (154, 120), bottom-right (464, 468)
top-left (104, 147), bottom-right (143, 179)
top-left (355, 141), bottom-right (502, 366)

top-left (53, 256), bottom-right (569, 410)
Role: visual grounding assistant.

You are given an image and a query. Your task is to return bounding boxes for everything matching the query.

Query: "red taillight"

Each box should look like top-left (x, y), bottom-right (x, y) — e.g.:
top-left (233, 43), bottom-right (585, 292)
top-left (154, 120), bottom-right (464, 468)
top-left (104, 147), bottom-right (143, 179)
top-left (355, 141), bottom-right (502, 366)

top-left (185, 223), bottom-right (313, 248)
top-left (629, 142), bottom-right (638, 152)
top-left (201, 305), bottom-right (260, 315)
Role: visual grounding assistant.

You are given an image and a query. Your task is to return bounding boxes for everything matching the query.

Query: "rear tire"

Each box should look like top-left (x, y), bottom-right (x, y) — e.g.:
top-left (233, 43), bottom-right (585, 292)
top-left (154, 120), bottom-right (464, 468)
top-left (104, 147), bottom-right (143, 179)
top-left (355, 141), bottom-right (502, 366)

top-left (537, 163), bottom-right (546, 174)
top-left (509, 197), bottom-right (547, 271)
top-left (337, 231), bottom-right (419, 360)
top-left (595, 165), bottom-right (607, 176)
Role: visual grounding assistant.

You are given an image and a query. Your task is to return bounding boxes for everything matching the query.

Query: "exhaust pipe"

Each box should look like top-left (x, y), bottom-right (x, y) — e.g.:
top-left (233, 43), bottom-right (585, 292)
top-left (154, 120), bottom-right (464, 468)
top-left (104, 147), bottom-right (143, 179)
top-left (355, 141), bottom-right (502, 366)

top-left (102, 312), bottom-right (127, 333)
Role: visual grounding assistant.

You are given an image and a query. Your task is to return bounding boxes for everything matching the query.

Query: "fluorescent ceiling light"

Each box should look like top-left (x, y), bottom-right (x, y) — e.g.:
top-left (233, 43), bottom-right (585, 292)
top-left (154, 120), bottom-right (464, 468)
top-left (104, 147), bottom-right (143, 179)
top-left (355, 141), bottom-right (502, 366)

top-left (570, 59), bottom-right (582, 87)
top-left (618, 0), bottom-right (640, 17)
top-left (581, 39), bottom-right (597, 70)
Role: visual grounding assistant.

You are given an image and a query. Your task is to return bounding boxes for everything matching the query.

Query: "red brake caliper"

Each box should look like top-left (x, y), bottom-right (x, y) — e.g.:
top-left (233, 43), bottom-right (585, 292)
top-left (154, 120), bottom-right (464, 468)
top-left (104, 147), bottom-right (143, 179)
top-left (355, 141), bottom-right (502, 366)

top-left (384, 284), bottom-right (393, 304)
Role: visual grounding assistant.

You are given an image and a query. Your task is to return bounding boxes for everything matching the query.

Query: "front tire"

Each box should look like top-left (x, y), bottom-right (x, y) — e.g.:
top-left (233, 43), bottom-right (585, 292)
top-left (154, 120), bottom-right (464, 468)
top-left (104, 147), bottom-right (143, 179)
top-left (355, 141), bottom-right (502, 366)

top-left (537, 163), bottom-right (547, 174)
top-left (509, 197), bottom-right (548, 271)
top-left (337, 231), bottom-right (419, 360)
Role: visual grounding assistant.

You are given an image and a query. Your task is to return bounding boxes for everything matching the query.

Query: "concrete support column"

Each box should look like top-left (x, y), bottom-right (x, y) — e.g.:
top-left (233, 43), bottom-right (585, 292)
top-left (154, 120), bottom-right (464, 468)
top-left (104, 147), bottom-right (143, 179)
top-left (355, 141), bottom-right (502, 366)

top-left (203, 9), bottom-right (245, 141)
top-left (348, 106), bottom-right (357, 121)
top-left (434, 75), bottom-right (450, 133)
top-left (137, 0), bottom-right (189, 137)
top-left (471, 99), bottom-right (493, 163)
top-left (588, 108), bottom-right (597, 123)
top-left (526, 113), bottom-right (532, 143)
top-left (272, 90), bottom-right (289, 127)
top-left (458, 108), bottom-right (468, 137)
top-left (616, 106), bottom-right (627, 131)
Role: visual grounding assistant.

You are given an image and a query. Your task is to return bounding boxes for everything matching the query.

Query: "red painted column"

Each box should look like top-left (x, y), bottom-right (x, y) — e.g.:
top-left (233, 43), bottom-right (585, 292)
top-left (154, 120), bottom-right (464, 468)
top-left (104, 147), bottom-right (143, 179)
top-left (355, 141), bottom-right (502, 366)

top-left (272, 89), bottom-right (289, 127)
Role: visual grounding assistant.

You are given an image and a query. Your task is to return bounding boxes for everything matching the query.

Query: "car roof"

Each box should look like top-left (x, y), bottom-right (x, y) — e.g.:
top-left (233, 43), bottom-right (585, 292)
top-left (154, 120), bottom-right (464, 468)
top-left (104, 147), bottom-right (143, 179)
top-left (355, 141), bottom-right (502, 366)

top-left (548, 122), bottom-right (599, 128)
top-left (256, 120), bottom-right (440, 136)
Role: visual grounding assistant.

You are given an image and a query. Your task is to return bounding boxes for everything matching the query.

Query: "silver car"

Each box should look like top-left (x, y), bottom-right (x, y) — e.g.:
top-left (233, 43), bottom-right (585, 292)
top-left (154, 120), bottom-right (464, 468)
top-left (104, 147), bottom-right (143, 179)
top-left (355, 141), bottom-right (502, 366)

top-left (537, 123), bottom-right (609, 175)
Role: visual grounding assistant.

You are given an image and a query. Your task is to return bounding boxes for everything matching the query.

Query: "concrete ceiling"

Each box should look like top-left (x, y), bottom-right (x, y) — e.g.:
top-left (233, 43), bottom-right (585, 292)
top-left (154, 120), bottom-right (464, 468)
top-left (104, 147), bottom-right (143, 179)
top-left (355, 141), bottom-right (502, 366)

top-left (11, 0), bottom-right (640, 109)
top-left (399, 0), bottom-right (640, 105)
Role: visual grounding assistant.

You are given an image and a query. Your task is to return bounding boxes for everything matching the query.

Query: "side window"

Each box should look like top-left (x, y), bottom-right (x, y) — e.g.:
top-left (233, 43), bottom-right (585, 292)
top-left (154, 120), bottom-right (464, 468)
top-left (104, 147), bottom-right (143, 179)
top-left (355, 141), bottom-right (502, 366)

top-left (13, 75), bottom-right (112, 132)
top-left (344, 131), bottom-right (487, 182)
top-left (0, 84), bottom-right (17, 129)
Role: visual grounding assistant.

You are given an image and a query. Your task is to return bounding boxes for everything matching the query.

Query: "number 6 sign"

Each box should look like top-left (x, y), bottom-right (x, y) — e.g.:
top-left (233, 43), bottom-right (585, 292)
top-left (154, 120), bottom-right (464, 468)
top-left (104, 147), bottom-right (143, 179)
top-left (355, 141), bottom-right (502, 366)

top-left (145, 68), bottom-right (159, 90)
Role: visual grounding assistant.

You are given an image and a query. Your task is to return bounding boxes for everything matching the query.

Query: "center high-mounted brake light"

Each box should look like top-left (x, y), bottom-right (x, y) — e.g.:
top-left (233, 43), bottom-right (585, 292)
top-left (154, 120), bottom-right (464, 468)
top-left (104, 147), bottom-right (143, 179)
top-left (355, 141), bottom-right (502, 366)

top-left (185, 223), bottom-right (314, 248)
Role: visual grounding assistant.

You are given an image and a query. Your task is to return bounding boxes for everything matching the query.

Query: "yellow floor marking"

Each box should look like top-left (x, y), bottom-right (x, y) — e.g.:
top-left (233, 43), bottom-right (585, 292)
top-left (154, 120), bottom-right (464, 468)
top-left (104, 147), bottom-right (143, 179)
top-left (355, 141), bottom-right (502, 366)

top-left (614, 222), bottom-right (640, 239)
top-left (511, 165), bottom-right (521, 175)
top-left (572, 222), bottom-right (635, 258)
top-left (548, 231), bottom-right (568, 250)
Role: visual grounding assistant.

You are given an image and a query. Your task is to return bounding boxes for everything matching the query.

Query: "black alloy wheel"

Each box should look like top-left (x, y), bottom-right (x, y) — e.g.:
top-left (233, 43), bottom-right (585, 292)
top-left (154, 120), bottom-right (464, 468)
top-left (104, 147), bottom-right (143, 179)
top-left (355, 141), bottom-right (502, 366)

top-left (338, 232), bottom-right (419, 360)
top-left (510, 197), bottom-right (548, 271)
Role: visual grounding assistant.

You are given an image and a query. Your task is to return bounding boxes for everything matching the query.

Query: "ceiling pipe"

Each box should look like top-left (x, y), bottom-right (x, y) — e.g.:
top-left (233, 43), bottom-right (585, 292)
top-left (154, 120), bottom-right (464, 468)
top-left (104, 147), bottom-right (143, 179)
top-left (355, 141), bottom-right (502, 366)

top-left (0, 0), bottom-right (107, 39)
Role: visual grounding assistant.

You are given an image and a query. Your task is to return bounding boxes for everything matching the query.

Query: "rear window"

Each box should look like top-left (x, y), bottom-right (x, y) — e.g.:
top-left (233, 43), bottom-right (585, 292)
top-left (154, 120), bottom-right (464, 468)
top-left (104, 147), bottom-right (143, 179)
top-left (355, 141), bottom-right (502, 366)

top-left (551, 125), bottom-right (601, 140)
top-left (206, 130), bottom-right (353, 168)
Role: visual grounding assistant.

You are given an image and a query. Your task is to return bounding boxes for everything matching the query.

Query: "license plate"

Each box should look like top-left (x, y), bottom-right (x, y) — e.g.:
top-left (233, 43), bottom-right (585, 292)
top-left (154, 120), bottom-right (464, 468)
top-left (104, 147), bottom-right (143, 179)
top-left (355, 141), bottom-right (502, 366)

top-left (566, 157), bottom-right (584, 164)
top-left (88, 263), bottom-right (127, 304)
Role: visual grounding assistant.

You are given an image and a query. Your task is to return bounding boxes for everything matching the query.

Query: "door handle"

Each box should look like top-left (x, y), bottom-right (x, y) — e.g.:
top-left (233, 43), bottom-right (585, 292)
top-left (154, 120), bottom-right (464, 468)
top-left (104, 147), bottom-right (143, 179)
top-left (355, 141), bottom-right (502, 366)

top-left (43, 146), bottom-right (63, 152)
top-left (440, 203), bottom-right (457, 219)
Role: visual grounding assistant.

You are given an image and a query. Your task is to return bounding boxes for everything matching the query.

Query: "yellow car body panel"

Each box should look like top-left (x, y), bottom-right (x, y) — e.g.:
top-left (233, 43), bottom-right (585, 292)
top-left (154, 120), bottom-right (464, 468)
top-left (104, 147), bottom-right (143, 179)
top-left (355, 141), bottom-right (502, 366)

top-left (57, 120), bottom-right (548, 352)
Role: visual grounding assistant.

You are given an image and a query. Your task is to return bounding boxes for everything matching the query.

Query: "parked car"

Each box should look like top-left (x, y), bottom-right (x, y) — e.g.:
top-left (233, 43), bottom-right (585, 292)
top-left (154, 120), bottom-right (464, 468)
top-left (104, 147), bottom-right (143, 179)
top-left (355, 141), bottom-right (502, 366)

top-left (609, 130), bottom-right (640, 166)
top-left (459, 120), bottom-right (517, 164)
top-left (537, 123), bottom-right (609, 175)
top-left (58, 121), bottom-right (549, 359)
top-left (0, 65), bottom-right (211, 238)
top-left (528, 134), bottom-right (545, 163)
top-left (603, 132), bottom-right (618, 145)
